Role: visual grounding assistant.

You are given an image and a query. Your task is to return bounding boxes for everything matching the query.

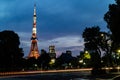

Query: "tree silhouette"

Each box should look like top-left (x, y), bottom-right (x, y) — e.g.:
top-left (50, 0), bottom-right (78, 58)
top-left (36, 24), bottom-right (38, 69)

top-left (0, 30), bottom-right (24, 71)
top-left (82, 26), bottom-right (101, 55)
top-left (37, 49), bottom-right (51, 70)
top-left (82, 26), bottom-right (106, 74)
top-left (55, 51), bottom-right (75, 69)
top-left (104, 0), bottom-right (120, 49)
top-left (26, 57), bottom-right (37, 70)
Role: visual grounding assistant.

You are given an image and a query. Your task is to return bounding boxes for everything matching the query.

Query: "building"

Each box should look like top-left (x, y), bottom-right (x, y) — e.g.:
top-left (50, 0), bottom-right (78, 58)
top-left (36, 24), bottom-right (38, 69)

top-left (48, 45), bottom-right (56, 59)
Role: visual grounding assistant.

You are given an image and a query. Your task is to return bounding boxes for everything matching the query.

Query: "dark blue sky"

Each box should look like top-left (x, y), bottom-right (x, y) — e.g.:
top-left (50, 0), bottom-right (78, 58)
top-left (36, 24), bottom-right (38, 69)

top-left (0, 0), bottom-right (115, 57)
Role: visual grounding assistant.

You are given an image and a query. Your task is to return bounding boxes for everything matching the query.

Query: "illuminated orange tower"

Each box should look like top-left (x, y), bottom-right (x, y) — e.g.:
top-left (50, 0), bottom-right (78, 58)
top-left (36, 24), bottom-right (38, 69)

top-left (28, 4), bottom-right (40, 59)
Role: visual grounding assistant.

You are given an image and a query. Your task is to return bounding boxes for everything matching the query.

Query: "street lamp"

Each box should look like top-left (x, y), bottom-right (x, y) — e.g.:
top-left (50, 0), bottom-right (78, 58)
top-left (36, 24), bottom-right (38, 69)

top-left (101, 33), bottom-right (104, 37)
top-left (49, 59), bottom-right (55, 65)
top-left (117, 49), bottom-right (120, 53)
top-left (79, 59), bottom-right (83, 63)
top-left (51, 59), bottom-right (55, 64)
top-left (85, 51), bottom-right (88, 54)
top-left (84, 51), bottom-right (91, 59)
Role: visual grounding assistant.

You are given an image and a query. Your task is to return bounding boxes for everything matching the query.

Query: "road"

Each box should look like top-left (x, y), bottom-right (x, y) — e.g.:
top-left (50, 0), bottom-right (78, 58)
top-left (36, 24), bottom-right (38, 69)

top-left (0, 72), bottom-right (91, 80)
top-left (0, 68), bottom-right (120, 80)
top-left (0, 69), bottom-right (92, 80)
top-left (0, 68), bottom-right (92, 76)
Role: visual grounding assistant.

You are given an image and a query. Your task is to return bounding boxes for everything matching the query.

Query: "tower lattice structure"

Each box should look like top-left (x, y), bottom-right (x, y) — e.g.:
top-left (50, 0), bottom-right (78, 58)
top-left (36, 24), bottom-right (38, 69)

top-left (28, 4), bottom-right (40, 59)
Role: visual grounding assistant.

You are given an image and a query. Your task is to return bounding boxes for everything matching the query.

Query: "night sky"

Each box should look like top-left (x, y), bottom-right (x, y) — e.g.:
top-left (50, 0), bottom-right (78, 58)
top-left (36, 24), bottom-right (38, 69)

top-left (0, 0), bottom-right (115, 57)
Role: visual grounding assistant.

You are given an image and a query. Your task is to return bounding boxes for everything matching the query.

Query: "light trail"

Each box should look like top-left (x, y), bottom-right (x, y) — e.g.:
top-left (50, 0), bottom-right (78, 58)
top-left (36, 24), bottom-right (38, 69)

top-left (0, 68), bottom-right (92, 77)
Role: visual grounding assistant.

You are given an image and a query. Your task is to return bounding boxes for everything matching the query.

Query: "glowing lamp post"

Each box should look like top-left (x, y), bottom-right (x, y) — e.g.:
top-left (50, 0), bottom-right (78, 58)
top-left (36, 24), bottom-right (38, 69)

top-left (51, 59), bottom-right (55, 64)
top-left (117, 49), bottom-right (120, 53)
top-left (49, 59), bottom-right (55, 65)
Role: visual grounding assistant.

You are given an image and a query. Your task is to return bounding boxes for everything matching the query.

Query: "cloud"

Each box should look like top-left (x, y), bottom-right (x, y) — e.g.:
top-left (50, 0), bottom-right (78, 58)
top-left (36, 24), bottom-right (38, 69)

top-left (18, 32), bottom-right (31, 38)
top-left (17, 32), bottom-right (31, 47)
top-left (38, 35), bottom-right (84, 48)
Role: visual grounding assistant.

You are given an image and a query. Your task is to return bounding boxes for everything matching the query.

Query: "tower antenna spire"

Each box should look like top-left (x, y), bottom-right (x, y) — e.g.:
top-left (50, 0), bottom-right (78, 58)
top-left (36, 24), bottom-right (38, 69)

top-left (34, 3), bottom-right (36, 16)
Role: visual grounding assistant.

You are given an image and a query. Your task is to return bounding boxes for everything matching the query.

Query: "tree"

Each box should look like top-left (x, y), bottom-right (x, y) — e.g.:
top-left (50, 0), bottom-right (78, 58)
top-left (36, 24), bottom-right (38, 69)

top-left (26, 57), bottom-right (37, 70)
top-left (82, 26), bottom-right (102, 55)
top-left (37, 49), bottom-right (51, 70)
top-left (77, 51), bottom-right (91, 68)
top-left (104, 0), bottom-right (120, 48)
top-left (0, 30), bottom-right (24, 71)
top-left (55, 51), bottom-right (75, 69)
top-left (82, 26), bottom-right (106, 74)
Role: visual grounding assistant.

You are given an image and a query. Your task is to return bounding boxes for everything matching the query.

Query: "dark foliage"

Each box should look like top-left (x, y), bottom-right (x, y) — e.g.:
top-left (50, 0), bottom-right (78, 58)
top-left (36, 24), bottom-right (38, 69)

top-left (0, 30), bottom-right (24, 71)
top-left (104, 0), bottom-right (120, 45)
top-left (82, 26), bottom-right (107, 74)
top-left (37, 49), bottom-right (51, 70)
top-left (55, 52), bottom-right (76, 69)
top-left (82, 26), bottom-right (101, 54)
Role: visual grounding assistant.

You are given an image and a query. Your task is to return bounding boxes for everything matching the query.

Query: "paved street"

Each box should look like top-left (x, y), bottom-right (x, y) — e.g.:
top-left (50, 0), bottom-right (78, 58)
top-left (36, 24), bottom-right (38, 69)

top-left (0, 69), bottom-right (120, 80)
top-left (0, 71), bottom-right (90, 80)
top-left (0, 69), bottom-right (92, 80)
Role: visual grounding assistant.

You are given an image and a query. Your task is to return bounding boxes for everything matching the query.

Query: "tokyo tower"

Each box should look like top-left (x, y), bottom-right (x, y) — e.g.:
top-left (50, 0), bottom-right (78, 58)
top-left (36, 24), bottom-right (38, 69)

top-left (28, 4), bottom-right (40, 59)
